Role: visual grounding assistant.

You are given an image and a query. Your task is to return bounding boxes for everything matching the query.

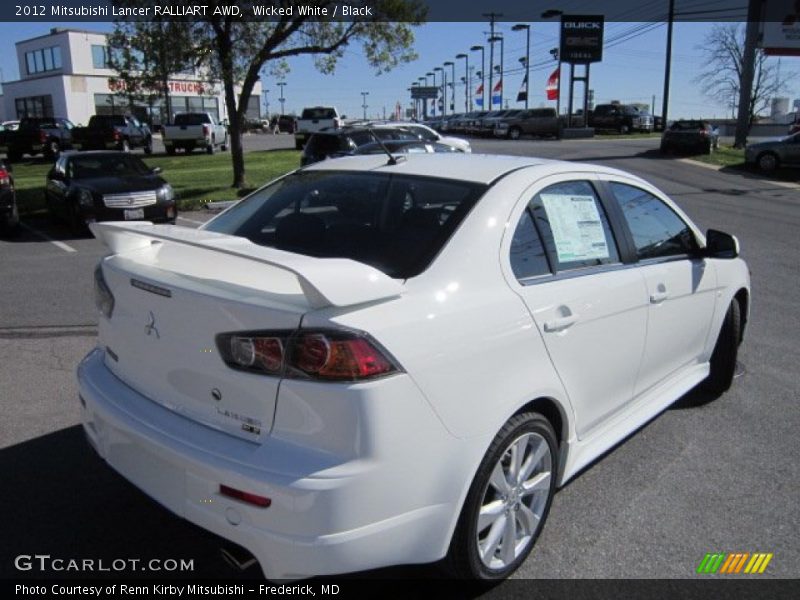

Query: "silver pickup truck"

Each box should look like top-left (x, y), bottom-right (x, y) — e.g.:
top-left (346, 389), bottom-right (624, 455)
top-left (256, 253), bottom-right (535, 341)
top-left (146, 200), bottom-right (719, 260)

top-left (294, 106), bottom-right (342, 149)
top-left (162, 113), bottom-right (228, 155)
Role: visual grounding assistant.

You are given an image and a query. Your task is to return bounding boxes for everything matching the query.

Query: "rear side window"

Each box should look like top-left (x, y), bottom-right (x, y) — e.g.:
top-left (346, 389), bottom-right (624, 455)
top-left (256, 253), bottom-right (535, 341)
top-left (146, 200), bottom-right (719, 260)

top-left (204, 171), bottom-right (487, 278)
top-left (610, 182), bottom-right (695, 260)
top-left (510, 209), bottom-right (550, 280)
top-left (529, 180), bottom-right (620, 272)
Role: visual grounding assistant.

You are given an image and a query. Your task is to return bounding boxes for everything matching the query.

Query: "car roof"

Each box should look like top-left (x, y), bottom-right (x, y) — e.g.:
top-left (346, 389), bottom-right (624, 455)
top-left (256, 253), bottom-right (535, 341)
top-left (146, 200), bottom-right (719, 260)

top-left (300, 153), bottom-right (636, 185)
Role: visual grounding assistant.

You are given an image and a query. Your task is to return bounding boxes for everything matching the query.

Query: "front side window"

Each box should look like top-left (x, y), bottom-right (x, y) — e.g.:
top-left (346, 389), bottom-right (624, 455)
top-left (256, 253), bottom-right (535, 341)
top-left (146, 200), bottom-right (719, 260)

top-left (610, 182), bottom-right (696, 260)
top-left (529, 180), bottom-right (620, 272)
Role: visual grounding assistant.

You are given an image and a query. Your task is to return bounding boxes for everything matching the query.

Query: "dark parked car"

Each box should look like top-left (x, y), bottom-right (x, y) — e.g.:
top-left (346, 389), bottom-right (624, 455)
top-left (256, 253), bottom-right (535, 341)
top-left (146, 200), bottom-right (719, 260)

top-left (270, 115), bottom-right (296, 133)
top-left (589, 104), bottom-right (653, 133)
top-left (71, 115), bottom-right (153, 154)
top-left (494, 108), bottom-right (561, 139)
top-left (745, 132), bottom-right (800, 172)
top-left (45, 151), bottom-right (176, 233)
top-left (0, 159), bottom-right (20, 235)
top-left (0, 117), bottom-right (74, 161)
top-left (300, 127), bottom-right (417, 166)
top-left (660, 120), bottom-right (720, 155)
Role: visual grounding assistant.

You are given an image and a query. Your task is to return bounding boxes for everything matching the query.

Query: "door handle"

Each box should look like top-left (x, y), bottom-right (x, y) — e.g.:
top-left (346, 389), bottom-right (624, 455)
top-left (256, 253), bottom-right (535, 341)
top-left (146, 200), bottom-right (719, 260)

top-left (650, 290), bottom-right (669, 303)
top-left (544, 314), bottom-right (580, 332)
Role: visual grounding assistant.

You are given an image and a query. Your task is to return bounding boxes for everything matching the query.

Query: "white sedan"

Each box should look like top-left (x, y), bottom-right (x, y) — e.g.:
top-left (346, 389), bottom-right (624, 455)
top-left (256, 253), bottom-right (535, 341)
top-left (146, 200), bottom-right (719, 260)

top-left (375, 122), bottom-right (472, 153)
top-left (78, 154), bottom-right (749, 581)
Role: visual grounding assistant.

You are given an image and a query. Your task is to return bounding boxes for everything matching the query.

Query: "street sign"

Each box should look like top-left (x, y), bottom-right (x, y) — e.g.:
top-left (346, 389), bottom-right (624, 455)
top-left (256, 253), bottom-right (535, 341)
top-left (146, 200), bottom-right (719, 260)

top-left (411, 86), bottom-right (439, 99)
top-left (560, 15), bottom-right (604, 64)
top-left (761, 0), bottom-right (800, 56)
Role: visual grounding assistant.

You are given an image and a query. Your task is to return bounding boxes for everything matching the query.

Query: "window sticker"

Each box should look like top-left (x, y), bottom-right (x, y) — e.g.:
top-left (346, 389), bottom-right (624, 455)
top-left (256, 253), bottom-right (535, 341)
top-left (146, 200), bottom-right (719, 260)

top-left (540, 193), bottom-right (610, 263)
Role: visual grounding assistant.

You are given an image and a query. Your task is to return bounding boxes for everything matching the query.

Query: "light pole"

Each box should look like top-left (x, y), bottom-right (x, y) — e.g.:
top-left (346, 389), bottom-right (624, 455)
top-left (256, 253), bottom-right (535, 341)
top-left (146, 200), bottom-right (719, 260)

top-left (277, 81), bottom-right (287, 116)
top-left (434, 66), bottom-right (444, 117)
top-left (427, 71), bottom-right (436, 116)
top-left (419, 76), bottom-right (427, 119)
top-left (456, 53), bottom-right (469, 111)
top-left (512, 24), bottom-right (530, 109)
top-left (470, 45), bottom-right (485, 109)
top-left (542, 10), bottom-right (564, 120)
top-left (483, 12), bottom-right (502, 111)
top-left (263, 88), bottom-right (270, 118)
top-left (361, 91), bottom-right (369, 120)
top-left (444, 61), bottom-right (456, 113)
top-left (488, 35), bottom-right (504, 108)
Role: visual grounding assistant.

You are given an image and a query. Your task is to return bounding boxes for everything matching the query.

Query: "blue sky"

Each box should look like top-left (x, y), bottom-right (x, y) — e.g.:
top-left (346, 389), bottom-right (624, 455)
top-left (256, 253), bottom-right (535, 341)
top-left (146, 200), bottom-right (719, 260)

top-left (1, 20), bottom-right (797, 120)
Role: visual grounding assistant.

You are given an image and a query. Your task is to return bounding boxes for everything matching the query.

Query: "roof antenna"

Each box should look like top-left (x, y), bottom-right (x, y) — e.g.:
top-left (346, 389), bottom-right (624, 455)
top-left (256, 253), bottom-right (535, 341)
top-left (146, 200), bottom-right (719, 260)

top-left (366, 128), bottom-right (405, 166)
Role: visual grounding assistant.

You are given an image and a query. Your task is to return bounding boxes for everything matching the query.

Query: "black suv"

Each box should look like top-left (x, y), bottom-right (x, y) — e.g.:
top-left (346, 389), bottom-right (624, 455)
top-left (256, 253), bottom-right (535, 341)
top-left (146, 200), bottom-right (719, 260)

top-left (301, 127), bottom-right (418, 166)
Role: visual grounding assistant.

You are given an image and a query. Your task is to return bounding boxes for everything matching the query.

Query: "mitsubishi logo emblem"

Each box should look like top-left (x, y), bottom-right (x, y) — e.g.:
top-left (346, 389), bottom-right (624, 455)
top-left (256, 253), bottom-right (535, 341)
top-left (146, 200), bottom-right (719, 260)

top-left (145, 311), bottom-right (160, 339)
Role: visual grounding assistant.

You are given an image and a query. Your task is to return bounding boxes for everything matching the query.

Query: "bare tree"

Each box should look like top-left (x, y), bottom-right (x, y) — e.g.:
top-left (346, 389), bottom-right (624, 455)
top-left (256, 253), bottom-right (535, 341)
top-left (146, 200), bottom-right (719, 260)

top-left (695, 24), bottom-right (794, 129)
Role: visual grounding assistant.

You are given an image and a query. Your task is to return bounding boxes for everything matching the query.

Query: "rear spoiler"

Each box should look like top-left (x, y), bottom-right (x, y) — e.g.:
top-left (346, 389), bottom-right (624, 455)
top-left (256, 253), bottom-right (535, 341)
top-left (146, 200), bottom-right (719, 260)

top-left (89, 221), bottom-right (404, 309)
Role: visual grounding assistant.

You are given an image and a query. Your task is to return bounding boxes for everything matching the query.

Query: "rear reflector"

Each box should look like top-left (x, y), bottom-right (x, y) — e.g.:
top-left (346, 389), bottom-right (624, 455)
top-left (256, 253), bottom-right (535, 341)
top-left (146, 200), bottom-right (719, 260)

top-left (219, 485), bottom-right (271, 508)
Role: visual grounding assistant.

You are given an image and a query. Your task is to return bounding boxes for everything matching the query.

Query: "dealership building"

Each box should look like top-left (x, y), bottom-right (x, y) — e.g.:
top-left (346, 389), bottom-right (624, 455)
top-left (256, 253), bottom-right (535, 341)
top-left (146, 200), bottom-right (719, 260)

top-left (0, 28), bottom-right (261, 126)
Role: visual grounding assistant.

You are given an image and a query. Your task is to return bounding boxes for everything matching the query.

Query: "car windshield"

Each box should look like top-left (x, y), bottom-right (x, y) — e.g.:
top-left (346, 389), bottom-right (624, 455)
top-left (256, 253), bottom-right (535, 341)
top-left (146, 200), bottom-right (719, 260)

top-left (70, 154), bottom-right (152, 179)
top-left (204, 170), bottom-right (488, 278)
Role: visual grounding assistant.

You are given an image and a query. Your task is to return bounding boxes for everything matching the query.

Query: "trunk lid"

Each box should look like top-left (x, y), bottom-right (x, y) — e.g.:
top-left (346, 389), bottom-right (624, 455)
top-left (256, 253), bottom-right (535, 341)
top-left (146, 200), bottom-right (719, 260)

top-left (92, 222), bottom-right (403, 443)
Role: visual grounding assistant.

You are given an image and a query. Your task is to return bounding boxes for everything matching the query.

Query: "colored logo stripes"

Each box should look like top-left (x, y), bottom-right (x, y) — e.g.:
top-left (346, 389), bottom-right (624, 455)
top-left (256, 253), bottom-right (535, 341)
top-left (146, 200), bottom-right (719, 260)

top-left (696, 552), bottom-right (773, 574)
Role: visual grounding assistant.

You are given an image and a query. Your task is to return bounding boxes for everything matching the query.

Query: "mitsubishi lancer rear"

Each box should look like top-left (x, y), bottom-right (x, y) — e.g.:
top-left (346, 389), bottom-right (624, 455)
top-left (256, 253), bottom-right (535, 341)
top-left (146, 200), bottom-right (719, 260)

top-left (78, 154), bottom-right (750, 581)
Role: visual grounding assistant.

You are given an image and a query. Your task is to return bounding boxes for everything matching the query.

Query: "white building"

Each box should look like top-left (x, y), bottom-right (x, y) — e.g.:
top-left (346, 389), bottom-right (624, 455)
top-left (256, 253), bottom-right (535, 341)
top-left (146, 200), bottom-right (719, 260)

top-left (0, 28), bottom-right (261, 126)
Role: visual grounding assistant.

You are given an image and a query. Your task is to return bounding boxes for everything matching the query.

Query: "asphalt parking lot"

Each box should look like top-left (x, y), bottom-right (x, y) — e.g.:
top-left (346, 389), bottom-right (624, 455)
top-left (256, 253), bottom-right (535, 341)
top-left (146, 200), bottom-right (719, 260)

top-left (1, 134), bottom-right (798, 583)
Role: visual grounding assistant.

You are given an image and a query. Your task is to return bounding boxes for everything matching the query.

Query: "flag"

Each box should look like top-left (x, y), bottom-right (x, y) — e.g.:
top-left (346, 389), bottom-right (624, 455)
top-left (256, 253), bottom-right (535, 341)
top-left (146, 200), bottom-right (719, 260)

top-left (492, 78), bottom-right (502, 106)
top-left (475, 82), bottom-right (484, 107)
top-left (546, 67), bottom-right (560, 101)
top-left (516, 74), bottom-right (528, 103)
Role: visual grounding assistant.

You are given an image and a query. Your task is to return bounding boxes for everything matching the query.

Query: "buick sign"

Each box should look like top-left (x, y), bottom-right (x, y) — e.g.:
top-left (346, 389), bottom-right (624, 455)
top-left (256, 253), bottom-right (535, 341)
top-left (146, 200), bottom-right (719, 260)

top-left (560, 15), bottom-right (604, 63)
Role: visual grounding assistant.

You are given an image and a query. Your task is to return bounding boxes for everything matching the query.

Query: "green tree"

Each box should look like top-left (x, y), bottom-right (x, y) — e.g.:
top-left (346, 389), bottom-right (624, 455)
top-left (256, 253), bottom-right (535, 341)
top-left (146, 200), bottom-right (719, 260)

top-left (107, 21), bottom-right (201, 125)
top-left (194, 0), bottom-right (426, 188)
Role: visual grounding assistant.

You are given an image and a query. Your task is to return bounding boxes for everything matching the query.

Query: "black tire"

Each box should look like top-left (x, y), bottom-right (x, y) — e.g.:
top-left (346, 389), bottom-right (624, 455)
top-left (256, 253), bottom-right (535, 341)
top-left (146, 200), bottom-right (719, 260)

top-left (144, 137), bottom-right (153, 155)
top-left (703, 141), bottom-right (713, 155)
top-left (619, 124), bottom-right (630, 135)
top-left (206, 137), bottom-right (216, 155)
top-left (295, 140), bottom-right (304, 150)
top-left (444, 412), bottom-right (558, 581)
top-left (660, 142), bottom-right (669, 154)
top-left (757, 152), bottom-right (779, 172)
top-left (701, 299), bottom-right (741, 395)
top-left (220, 141), bottom-right (228, 151)
top-left (165, 146), bottom-right (176, 156)
top-left (68, 202), bottom-right (85, 235)
top-left (119, 139), bottom-right (130, 153)
top-left (508, 127), bottom-right (522, 141)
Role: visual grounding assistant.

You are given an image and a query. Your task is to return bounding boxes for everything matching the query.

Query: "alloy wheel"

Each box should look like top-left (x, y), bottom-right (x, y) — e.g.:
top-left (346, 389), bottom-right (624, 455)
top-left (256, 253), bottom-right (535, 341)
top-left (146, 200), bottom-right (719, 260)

top-left (475, 432), bottom-right (552, 570)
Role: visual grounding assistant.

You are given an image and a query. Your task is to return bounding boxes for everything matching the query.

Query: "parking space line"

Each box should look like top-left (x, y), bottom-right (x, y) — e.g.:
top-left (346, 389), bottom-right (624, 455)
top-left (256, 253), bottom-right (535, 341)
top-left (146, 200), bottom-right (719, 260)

top-left (177, 216), bottom-right (208, 225)
top-left (19, 223), bottom-right (77, 253)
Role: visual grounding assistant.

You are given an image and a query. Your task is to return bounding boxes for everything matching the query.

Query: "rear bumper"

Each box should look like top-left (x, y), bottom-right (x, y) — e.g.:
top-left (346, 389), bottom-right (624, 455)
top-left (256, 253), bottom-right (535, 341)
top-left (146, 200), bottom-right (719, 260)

top-left (77, 348), bottom-right (465, 580)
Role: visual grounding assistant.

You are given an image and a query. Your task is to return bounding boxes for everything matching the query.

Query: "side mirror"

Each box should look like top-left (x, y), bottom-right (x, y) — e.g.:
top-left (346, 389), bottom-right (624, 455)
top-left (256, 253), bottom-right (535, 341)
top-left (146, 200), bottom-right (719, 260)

top-left (151, 166), bottom-right (163, 175)
top-left (704, 229), bottom-right (739, 259)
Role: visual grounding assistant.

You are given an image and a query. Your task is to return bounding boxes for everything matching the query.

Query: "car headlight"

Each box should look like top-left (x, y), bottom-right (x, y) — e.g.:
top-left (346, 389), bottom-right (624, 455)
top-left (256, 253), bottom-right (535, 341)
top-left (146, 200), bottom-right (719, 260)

top-left (157, 184), bottom-right (174, 202)
top-left (77, 189), bottom-right (94, 208)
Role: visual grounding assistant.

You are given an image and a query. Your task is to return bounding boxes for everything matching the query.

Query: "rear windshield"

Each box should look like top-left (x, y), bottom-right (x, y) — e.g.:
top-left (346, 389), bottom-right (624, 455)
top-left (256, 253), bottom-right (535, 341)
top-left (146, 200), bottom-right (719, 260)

top-left (670, 120), bottom-right (707, 130)
top-left (174, 113), bottom-right (210, 126)
top-left (204, 171), bottom-right (488, 278)
top-left (301, 108), bottom-right (337, 120)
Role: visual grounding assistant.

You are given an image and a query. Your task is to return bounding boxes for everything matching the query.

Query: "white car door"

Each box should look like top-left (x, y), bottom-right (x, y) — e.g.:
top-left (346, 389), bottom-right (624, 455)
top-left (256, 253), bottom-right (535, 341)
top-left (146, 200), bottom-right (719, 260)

top-left (604, 179), bottom-right (717, 396)
top-left (505, 176), bottom-right (649, 439)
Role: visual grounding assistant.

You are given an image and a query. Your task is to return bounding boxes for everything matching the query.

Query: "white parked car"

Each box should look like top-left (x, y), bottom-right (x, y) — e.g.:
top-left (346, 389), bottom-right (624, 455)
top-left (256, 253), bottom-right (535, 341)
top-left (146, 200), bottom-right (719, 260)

top-left (374, 122), bottom-right (472, 153)
top-left (78, 154), bottom-right (749, 581)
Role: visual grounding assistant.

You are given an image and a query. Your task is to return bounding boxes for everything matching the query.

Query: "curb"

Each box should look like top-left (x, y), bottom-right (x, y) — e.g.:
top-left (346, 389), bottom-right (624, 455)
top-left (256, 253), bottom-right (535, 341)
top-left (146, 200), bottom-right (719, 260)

top-left (677, 158), bottom-right (800, 190)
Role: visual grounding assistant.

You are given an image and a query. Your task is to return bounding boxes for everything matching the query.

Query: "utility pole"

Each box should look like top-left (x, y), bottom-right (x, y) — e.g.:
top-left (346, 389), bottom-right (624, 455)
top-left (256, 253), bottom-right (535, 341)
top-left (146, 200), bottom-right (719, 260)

top-left (484, 12), bottom-right (502, 110)
top-left (661, 0), bottom-right (675, 129)
top-left (734, 0), bottom-right (762, 148)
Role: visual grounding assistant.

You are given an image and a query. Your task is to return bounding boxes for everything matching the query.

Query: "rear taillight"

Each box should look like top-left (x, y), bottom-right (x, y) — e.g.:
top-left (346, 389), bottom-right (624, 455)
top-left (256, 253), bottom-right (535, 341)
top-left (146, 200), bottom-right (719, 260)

top-left (0, 169), bottom-right (9, 186)
top-left (219, 485), bottom-right (271, 508)
top-left (700, 128), bottom-right (709, 137)
top-left (203, 124), bottom-right (210, 137)
top-left (93, 264), bottom-right (115, 318)
top-left (39, 130), bottom-right (48, 144)
top-left (217, 329), bottom-right (400, 382)
top-left (113, 130), bottom-right (121, 141)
